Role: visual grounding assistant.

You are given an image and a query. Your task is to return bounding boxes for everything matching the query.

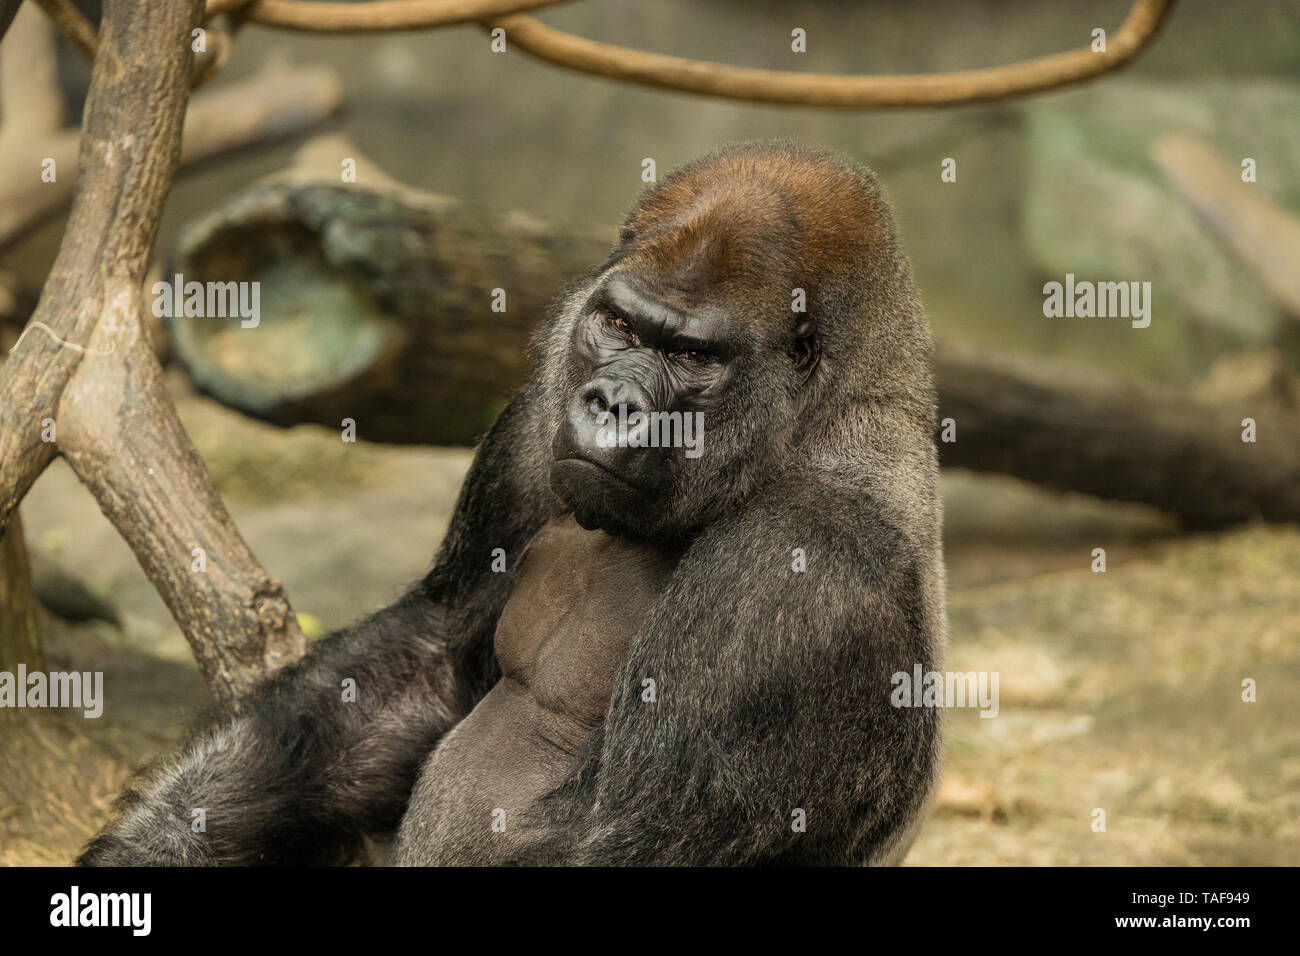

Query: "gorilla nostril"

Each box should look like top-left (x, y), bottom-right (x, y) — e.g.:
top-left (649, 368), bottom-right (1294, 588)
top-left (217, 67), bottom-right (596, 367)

top-left (582, 381), bottom-right (615, 417)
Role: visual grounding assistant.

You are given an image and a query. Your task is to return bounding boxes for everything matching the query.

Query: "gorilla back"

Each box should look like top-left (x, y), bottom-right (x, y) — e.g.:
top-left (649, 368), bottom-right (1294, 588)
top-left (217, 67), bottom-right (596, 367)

top-left (80, 142), bottom-right (946, 867)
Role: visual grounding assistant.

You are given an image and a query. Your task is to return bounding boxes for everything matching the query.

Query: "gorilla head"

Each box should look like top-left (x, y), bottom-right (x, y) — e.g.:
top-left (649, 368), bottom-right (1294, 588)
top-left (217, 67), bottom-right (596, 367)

top-left (543, 141), bottom-right (933, 542)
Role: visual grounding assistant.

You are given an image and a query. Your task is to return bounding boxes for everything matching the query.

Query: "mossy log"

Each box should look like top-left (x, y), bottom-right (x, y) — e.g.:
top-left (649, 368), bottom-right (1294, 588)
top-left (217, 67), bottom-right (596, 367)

top-left (169, 182), bottom-right (606, 445)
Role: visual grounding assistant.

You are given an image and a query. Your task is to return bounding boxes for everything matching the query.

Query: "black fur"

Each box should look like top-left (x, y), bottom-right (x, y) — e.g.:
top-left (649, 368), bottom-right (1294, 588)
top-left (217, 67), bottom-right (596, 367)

top-left (79, 142), bottom-right (945, 867)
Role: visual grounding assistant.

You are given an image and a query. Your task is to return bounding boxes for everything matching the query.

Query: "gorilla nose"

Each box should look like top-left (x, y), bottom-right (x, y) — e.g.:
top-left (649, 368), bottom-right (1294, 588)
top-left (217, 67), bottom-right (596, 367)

top-left (553, 376), bottom-right (665, 501)
top-left (581, 378), bottom-right (649, 419)
top-left (559, 378), bottom-right (652, 465)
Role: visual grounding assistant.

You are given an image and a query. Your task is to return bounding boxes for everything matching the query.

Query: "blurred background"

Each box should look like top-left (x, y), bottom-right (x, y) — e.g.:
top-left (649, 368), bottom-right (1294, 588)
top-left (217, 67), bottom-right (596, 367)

top-left (1, 0), bottom-right (1298, 865)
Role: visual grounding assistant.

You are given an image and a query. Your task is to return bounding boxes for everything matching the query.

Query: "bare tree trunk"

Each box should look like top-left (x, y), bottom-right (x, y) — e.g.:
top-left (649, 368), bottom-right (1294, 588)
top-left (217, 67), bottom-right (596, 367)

top-left (0, 0), bottom-right (303, 706)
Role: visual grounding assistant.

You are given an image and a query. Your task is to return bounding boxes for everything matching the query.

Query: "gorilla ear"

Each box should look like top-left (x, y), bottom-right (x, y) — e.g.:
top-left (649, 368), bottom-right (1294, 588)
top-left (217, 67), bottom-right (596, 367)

top-left (791, 317), bottom-right (820, 381)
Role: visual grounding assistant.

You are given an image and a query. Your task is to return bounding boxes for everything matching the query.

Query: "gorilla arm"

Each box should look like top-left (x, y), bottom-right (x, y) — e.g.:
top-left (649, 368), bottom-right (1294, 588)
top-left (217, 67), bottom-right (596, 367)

top-left (518, 486), bottom-right (944, 866)
top-left (79, 393), bottom-right (551, 866)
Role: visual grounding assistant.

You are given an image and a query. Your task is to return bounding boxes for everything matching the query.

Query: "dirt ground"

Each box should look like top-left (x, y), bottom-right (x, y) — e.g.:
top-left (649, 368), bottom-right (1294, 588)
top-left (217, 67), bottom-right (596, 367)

top-left (2, 378), bottom-right (1297, 866)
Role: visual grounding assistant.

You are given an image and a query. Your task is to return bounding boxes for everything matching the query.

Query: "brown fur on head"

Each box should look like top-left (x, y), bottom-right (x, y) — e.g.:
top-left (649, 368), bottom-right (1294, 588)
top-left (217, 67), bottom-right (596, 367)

top-left (620, 142), bottom-right (888, 315)
top-left (620, 142), bottom-right (932, 415)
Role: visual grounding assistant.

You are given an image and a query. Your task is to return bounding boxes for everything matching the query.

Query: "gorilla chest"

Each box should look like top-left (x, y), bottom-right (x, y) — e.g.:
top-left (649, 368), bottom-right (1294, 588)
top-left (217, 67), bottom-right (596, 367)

top-left (492, 516), bottom-right (679, 728)
top-left (394, 518), bottom-right (678, 864)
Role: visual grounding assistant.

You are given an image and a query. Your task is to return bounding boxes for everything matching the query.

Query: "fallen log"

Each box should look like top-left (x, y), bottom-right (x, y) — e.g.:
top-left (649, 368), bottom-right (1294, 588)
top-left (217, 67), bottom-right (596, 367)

top-left (934, 342), bottom-right (1300, 528)
top-left (167, 168), bottom-right (1300, 527)
top-left (169, 176), bottom-right (607, 445)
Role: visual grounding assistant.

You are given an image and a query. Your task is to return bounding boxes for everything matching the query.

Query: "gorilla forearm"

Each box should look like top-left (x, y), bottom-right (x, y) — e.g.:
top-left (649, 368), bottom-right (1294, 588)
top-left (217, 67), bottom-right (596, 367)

top-left (81, 393), bottom-right (554, 866)
top-left (511, 691), bottom-right (938, 867)
top-left (80, 595), bottom-right (462, 866)
top-left (509, 499), bottom-right (942, 868)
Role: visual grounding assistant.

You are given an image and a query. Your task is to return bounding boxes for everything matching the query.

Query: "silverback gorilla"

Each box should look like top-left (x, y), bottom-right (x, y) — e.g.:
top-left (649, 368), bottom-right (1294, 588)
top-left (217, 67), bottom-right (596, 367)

top-left (81, 142), bottom-right (947, 866)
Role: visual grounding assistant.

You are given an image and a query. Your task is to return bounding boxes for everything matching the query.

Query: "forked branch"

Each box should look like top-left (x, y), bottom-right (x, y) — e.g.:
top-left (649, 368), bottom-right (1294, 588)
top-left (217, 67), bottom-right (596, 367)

top-left (0, 0), bottom-right (304, 704)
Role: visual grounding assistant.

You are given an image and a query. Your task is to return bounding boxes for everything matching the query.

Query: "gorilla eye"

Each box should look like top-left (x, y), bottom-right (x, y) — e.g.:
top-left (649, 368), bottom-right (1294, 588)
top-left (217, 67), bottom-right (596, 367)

top-left (601, 310), bottom-right (635, 338)
top-left (671, 348), bottom-right (715, 365)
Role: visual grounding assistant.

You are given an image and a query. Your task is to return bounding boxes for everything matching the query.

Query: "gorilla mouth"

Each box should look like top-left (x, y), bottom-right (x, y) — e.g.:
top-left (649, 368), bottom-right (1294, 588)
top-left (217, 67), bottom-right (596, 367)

top-left (550, 457), bottom-right (655, 535)
top-left (554, 456), bottom-right (643, 491)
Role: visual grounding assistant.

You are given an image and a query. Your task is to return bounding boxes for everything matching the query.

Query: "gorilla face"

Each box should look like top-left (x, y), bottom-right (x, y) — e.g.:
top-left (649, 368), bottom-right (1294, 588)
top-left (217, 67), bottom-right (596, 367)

top-left (548, 266), bottom-right (807, 542)
top-left (543, 142), bottom-right (900, 543)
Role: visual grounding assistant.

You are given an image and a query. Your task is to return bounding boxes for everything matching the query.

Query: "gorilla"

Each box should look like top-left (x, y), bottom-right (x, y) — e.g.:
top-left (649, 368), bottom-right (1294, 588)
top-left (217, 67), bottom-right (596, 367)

top-left (80, 141), bottom-right (947, 866)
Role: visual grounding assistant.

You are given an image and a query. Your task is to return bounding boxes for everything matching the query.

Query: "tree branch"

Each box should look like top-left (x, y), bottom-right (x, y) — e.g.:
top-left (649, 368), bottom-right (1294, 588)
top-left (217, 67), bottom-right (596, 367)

top-left (57, 284), bottom-right (304, 695)
top-left (216, 0), bottom-right (568, 32)
top-left (1153, 133), bottom-right (1300, 321)
top-left (30, 0), bottom-right (95, 59)
top-left (0, 0), bottom-right (304, 705)
top-left (0, 62), bottom-right (343, 252)
top-left (487, 0), bottom-right (1175, 108)
top-left (62, 0), bottom-right (1174, 110)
